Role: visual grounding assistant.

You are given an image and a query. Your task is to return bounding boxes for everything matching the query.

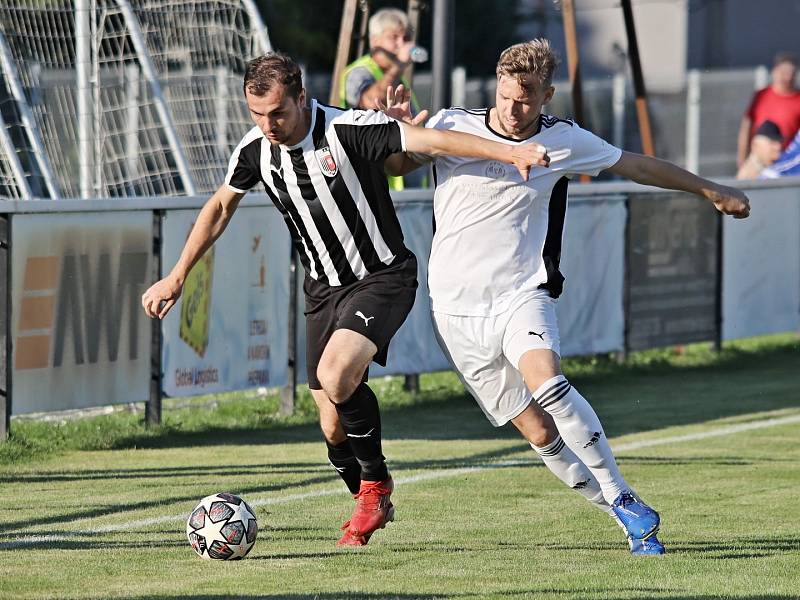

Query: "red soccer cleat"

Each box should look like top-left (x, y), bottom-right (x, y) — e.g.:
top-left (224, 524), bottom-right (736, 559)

top-left (336, 478), bottom-right (395, 546)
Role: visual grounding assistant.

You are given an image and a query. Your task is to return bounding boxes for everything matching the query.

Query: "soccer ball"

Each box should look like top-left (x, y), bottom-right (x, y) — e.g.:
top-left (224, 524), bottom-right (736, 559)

top-left (186, 492), bottom-right (258, 560)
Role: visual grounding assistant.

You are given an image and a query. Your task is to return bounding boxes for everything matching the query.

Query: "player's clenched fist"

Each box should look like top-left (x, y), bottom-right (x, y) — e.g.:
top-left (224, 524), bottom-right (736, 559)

top-left (708, 184), bottom-right (751, 219)
top-left (141, 275), bottom-right (183, 319)
top-left (509, 143), bottom-right (550, 181)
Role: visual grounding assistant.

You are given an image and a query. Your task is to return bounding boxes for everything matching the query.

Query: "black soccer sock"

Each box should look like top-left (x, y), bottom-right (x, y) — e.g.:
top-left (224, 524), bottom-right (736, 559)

top-left (334, 383), bottom-right (389, 482)
top-left (325, 439), bottom-right (361, 495)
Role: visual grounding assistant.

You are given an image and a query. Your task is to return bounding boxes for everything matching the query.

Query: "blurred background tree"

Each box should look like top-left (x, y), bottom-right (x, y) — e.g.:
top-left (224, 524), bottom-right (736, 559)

top-left (256, 0), bottom-right (522, 76)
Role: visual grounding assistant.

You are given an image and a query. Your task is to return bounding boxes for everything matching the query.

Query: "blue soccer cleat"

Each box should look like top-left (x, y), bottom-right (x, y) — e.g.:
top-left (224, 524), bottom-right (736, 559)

top-left (611, 491), bottom-right (660, 540)
top-left (628, 533), bottom-right (666, 555)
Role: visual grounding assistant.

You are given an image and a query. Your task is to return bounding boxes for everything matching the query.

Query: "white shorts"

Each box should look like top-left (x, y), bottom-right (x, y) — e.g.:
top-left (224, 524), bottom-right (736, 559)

top-left (431, 290), bottom-right (560, 427)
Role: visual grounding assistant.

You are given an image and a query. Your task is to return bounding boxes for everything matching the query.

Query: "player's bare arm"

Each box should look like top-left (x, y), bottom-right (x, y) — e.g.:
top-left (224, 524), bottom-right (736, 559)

top-left (608, 151), bottom-right (751, 219)
top-left (399, 122), bottom-right (549, 181)
top-left (141, 185), bottom-right (244, 319)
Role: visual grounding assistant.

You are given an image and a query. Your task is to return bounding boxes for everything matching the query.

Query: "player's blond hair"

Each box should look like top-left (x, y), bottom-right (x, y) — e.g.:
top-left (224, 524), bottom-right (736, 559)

top-left (496, 38), bottom-right (560, 91)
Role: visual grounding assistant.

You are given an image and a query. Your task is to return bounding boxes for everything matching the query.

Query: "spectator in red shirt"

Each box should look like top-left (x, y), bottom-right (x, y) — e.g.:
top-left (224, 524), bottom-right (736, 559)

top-left (737, 53), bottom-right (800, 168)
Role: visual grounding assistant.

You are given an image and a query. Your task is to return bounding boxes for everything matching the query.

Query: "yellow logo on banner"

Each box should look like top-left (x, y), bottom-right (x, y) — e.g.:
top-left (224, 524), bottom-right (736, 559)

top-left (180, 246), bottom-right (215, 358)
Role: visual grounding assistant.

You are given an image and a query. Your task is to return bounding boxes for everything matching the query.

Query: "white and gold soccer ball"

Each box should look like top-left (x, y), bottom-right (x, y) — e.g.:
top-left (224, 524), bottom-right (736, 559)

top-left (186, 492), bottom-right (258, 560)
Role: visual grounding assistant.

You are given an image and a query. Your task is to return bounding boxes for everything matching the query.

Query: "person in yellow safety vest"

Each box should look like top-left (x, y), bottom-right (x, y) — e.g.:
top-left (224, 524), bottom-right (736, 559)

top-left (340, 8), bottom-right (424, 190)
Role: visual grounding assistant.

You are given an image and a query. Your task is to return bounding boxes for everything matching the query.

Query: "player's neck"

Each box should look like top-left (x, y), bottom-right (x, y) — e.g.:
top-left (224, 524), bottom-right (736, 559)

top-left (488, 107), bottom-right (541, 141)
top-left (284, 107), bottom-right (313, 146)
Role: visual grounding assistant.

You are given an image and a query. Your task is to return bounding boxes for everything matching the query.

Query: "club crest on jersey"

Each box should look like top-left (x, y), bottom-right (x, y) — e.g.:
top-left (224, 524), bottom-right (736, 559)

top-left (315, 146), bottom-right (338, 177)
top-left (485, 161), bottom-right (506, 179)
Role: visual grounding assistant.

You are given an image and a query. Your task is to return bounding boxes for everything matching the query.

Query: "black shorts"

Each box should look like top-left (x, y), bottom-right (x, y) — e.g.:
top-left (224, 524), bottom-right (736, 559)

top-left (304, 254), bottom-right (418, 390)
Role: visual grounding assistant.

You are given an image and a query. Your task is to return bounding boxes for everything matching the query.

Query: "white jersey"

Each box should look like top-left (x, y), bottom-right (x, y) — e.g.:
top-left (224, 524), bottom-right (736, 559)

top-left (421, 108), bottom-right (622, 316)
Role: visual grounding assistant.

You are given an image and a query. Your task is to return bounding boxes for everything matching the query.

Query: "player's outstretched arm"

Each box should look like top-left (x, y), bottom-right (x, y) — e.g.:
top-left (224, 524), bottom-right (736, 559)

top-left (608, 151), bottom-right (751, 219)
top-left (378, 84), bottom-right (428, 177)
top-left (400, 122), bottom-right (550, 180)
top-left (141, 185), bottom-right (244, 319)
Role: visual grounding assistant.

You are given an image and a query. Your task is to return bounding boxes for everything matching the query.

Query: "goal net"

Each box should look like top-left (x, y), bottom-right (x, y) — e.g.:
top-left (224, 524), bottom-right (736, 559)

top-left (0, 0), bottom-right (271, 199)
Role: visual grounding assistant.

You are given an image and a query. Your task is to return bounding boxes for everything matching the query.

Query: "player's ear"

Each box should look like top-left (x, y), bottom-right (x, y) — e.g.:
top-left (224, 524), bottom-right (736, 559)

top-left (542, 86), bottom-right (555, 105)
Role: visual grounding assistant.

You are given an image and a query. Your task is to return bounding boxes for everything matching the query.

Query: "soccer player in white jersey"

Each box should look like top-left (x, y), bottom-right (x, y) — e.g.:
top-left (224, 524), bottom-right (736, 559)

top-left (383, 39), bottom-right (750, 555)
top-left (141, 53), bottom-right (549, 547)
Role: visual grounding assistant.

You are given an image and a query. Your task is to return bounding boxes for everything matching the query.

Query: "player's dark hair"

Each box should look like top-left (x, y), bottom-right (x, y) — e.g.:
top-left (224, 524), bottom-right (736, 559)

top-left (243, 53), bottom-right (303, 99)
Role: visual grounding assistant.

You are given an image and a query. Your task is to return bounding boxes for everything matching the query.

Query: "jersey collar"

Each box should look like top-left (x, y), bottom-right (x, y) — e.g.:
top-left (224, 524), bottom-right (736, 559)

top-left (484, 108), bottom-right (543, 142)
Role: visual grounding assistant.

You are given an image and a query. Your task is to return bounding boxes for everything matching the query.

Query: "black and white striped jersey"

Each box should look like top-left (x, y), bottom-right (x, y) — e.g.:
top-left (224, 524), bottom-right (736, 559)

top-left (225, 99), bottom-right (411, 287)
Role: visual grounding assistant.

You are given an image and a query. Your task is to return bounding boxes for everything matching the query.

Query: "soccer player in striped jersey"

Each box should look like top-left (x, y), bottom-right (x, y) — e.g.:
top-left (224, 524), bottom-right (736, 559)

top-left (383, 39), bottom-right (750, 555)
top-left (141, 52), bottom-right (550, 547)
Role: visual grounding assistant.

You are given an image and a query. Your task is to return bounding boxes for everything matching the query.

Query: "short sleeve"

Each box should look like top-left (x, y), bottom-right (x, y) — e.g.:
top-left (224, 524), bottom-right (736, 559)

top-left (344, 66), bottom-right (376, 108)
top-left (567, 124), bottom-right (623, 177)
top-left (333, 109), bottom-right (405, 163)
top-left (225, 128), bottom-right (262, 193)
top-left (406, 109), bottom-right (448, 165)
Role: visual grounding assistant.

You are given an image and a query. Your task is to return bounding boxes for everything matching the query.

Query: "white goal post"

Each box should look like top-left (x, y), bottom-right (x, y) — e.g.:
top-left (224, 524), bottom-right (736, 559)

top-left (0, 0), bottom-right (272, 200)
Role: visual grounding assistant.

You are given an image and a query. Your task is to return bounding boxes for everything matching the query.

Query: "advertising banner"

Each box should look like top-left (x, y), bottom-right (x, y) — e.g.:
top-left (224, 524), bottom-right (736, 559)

top-left (161, 207), bottom-right (290, 396)
top-left (11, 212), bottom-right (152, 414)
top-left (626, 193), bottom-right (720, 351)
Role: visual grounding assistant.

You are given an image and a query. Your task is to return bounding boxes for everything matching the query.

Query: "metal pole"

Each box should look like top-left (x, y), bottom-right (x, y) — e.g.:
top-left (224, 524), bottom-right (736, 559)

top-left (330, 0), bottom-right (359, 106)
top-left (431, 0), bottom-right (454, 115)
top-left (620, 0), bottom-right (655, 156)
top-left (451, 66), bottom-right (466, 107)
top-left (281, 248), bottom-right (298, 415)
top-left (241, 0), bottom-right (273, 55)
top-left (76, 0), bottom-right (93, 198)
top-left (405, 0), bottom-right (422, 85)
top-left (125, 64), bottom-right (140, 183)
top-left (116, 0), bottom-right (197, 195)
top-left (685, 69), bottom-right (701, 173)
top-left (146, 211), bottom-right (163, 427)
top-left (215, 67), bottom-right (228, 156)
top-left (0, 216), bottom-right (10, 440)
top-left (612, 72), bottom-right (626, 151)
top-left (713, 211), bottom-right (723, 353)
top-left (0, 32), bottom-right (60, 199)
top-left (355, 0), bottom-right (370, 61)
top-left (0, 110), bottom-right (31, 199)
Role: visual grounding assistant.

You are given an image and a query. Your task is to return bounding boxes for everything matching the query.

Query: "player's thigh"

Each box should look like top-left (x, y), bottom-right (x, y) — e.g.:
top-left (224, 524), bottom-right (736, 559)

top-left (502, 292), bottom-right (562, 390)
top-left (318, 328), bottom-right (377, 387)
top-left (336, 268), bottom-right (417, 368)
top-left (432, 311), bottom-right (531, 427)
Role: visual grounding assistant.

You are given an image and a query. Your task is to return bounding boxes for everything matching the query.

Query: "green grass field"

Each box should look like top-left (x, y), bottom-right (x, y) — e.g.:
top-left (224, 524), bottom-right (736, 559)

top-left (1, 335), bottom-right (799, 600)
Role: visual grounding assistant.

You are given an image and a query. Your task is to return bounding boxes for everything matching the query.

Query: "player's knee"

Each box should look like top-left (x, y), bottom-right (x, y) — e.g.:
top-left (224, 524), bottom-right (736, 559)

top-left (317, 362), bottom-right (359, 404)
top-left (319, 418), bottom-right (345, 444)
top-left (528, 420), bottom-right (558, 447)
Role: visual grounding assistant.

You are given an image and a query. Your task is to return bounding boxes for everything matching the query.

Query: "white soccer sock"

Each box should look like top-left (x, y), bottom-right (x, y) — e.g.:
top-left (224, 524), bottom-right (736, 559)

top-left (531, 436), bottom-right (616, 518)
top-left (533, 375), bottom-right (629, 504)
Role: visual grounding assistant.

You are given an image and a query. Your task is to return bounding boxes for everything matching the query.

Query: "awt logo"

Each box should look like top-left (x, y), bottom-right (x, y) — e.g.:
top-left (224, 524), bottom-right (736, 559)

top-left (15, 252), bottom-right (149, 370)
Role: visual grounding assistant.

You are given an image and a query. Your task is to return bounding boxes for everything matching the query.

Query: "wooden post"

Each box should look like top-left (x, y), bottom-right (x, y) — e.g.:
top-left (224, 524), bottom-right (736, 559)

top-left (329, 0), bottom-right (359, 106)
top-left (560, 0), bottom-right (590, 183)
top-left (620, 0), bottom-right (655, 156)
top-left (355, 0), bottom-right (370, 60)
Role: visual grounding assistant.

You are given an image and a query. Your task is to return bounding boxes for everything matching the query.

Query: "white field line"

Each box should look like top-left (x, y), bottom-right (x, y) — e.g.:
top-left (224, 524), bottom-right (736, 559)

top-left (2, 412), bottom-right (799, 549)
